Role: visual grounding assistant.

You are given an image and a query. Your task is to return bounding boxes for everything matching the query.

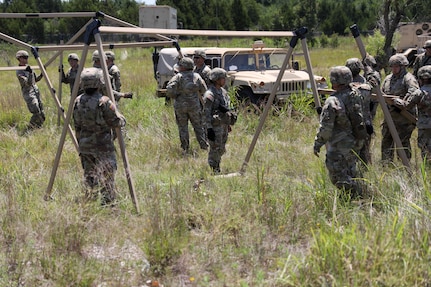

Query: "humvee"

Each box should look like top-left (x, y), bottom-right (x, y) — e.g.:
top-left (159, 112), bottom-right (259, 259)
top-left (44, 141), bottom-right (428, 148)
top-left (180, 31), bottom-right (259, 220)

top-left (152, 42), bottom-right (327, 105)
top-left (397, 22), bottom-right (431, 65)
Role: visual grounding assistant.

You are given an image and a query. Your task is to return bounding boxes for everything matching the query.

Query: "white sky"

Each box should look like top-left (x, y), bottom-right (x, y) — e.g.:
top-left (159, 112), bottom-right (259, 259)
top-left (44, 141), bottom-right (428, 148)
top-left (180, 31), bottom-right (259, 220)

top-left (138, 0), bottom-right (157, 5)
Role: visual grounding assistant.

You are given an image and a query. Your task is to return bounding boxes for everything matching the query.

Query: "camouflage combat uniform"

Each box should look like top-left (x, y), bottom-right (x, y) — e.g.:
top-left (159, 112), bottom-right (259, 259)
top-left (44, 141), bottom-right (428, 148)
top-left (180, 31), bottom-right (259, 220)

top-left (106, 51), bottom-right (122, 92)
top-left (61, 53), bottom-right (81, 94)
top-left (62, 65), bottom-right (79, 92)
top-left (15, 50), bottom-right (45, 129)
top-left (166, 58), bottom-right (208, 152)
top-left (346, 57), bottom-right (380, 165)
top-left (314, 66), bottom-right (367, 196)
top-left (92, 50), bottom-right (130, 103)
top-left (412, 40), bottom-right (431, 79)
top-left (193, 49), bottom-right (211, 86)
top-left (203, 72), bottom-right (232, 172)
top-left (73, 68), bottom-right (126, 205)
top-left (403, 65), bottom-right (431, 163)
top-left (381, 54), bottom-right (420, 162)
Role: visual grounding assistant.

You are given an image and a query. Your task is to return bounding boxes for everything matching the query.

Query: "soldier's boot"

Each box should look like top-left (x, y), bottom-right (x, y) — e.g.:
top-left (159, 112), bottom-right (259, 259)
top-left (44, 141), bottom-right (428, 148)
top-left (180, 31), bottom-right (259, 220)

top-left (211, 163), bottom-right (221, 175)
top-left (27, 112), bottom-right (45, 130)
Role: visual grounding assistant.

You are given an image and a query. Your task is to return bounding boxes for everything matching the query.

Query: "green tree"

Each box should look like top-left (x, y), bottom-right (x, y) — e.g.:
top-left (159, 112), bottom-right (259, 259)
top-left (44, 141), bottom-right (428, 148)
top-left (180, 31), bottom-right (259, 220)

top-left (231, 0), bottom-right (250, 30)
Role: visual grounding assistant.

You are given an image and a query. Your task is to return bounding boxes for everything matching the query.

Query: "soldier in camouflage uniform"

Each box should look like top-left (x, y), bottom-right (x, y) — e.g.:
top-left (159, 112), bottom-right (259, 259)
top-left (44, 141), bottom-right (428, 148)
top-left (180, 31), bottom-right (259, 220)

top-left (61, 53), bottom-right (82, 94)
top-left (166, 57), bottom-right (208, 153)
top-left (92, 50), bottom-right (133, 102)
top-left (73, 67), bottom-right (126, 206)
top-left (412, 40), bottom-right (431, 79)
top-left (313, 66), bottom-right (368, 197)
top-left (203, 68), bottom-right (237, 173)
top-left (381, 54), bottom-right (421, 163)
top-left (15, 50), bottom-right (45, 130)
top-left (193, 49), bottom-right (211, 86)
top-left (346, 56), bottom-right (380, 165)
top-left (105, 51), bottom-right (122, 92)
top-left (345, 58), bottom-right (366, 84)
top-left (393, 65), bottom-right (431, 165)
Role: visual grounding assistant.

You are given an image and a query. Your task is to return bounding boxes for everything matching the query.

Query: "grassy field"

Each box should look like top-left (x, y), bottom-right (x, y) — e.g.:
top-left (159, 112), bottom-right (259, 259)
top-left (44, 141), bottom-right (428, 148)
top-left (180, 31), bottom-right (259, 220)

top-left (1, 35), bottom-right (430, 286)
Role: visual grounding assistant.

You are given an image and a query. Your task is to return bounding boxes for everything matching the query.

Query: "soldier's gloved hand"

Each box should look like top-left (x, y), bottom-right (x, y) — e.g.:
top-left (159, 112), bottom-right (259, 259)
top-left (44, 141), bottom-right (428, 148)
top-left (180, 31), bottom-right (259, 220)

top-left (58, 64), bottom-right (63, 72)
top-left (207, 128), bottom-right (216, 141)
top-left (36, 74), bottom-right (43, 82)
top-left (218, 104), bottom-right (229, 113)
top-left (313, 143), bottom-right (320, 157)
top-left (393, 98), bottom-right (405, 108)
top-left (123, 92), bottom-right (133, 99)
top-left (366, 124), bottom-right (374, 135)
top-left (25, 66), bottom-right (32, 73)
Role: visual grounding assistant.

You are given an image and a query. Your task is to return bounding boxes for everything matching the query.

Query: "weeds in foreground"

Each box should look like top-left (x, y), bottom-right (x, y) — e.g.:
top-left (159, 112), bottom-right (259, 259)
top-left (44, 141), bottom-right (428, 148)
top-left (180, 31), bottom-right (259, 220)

top-left (0, 41), bottom-right (430, 286)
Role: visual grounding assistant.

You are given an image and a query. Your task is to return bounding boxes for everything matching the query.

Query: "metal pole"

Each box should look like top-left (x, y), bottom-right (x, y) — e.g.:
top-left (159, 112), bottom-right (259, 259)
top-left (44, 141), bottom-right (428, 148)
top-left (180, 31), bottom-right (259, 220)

top-left (57, 38), bottom-right (64, 126)
top-left (44, 37), bottom-right (90, 201)
top-left (350, 24), bottom-right (410, 169)
top-left (239, 28), bottom-right (304, 175)
top-left (300, 36), bottom-right (322, 114)
top-left (94, 26), bottom-right (140, 213)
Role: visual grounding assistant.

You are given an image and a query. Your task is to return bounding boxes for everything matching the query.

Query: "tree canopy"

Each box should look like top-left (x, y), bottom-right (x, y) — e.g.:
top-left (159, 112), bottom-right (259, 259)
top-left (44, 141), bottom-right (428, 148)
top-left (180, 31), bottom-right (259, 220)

top-left (0, 0), bottom-right (430, 47)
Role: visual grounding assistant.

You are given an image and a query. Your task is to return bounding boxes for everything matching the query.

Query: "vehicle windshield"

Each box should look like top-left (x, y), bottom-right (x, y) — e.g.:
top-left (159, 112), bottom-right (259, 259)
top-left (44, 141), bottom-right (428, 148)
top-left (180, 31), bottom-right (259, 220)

top-left (223, 51), bottom-right (286, 71)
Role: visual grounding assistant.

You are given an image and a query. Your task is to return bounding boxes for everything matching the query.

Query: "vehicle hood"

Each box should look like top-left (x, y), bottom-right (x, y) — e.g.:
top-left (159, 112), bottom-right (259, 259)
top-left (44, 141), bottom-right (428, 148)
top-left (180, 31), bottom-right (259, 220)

top-left (229, 69), bottom-right (311, 83)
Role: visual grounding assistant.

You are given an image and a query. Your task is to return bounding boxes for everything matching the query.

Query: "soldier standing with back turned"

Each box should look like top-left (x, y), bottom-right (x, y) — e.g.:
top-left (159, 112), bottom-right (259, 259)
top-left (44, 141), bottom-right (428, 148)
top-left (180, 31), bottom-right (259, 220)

top-left (313, 66), bottom-right (368, 198)
top-left (166, 57), bottom-right (208, 154)
top-left (73, 67), bottom-right (126, 206)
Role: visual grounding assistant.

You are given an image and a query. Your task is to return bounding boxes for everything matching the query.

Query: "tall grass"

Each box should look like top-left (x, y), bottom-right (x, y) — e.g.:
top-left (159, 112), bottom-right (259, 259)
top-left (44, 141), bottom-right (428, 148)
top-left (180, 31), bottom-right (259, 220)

top-left (0, 36), bottom-right (430, 286)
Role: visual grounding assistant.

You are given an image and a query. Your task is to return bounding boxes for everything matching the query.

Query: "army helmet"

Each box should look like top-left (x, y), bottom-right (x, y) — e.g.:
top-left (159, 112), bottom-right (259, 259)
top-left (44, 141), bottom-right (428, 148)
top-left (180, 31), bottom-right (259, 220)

top-left (80, 67), bottom-right (104, 90)
top-left (178, 57), bottom-right (194, 70)
top-left (329, 66), bottom-right (353, 85)
top-left (194, 49), bottom-right (206, 59)
top-left (91, 50), bottom-right (107, 62)
top-left (68, 53), bottom-right (79, 61)
top-left (345, 58), bottom-right (364, 76)
top-left (209, 67), bottom-right (227, 82)
top-left (388, 54), bottom-right (409, 67)
top-left (105, 51), bottom-right (115, 60)
top-left (423, 40), bottom-right (431, 49)
top-left (16, 50), bottom-right (29, 59)
top-left (417, 65), bottom-right (431, 80)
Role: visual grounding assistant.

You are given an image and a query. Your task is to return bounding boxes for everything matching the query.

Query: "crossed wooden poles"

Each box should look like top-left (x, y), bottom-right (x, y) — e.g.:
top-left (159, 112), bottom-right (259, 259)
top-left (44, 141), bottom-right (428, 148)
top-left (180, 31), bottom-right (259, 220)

top-left (0, 12), bottom-right (178, 213)
top-left (0, 13), bottom-right (411, 210)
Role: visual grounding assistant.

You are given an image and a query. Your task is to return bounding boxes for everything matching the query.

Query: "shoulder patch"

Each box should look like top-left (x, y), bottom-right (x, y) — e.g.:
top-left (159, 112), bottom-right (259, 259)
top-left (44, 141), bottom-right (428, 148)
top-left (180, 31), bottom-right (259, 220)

top-left (205, 93), bottom-right (214, 102)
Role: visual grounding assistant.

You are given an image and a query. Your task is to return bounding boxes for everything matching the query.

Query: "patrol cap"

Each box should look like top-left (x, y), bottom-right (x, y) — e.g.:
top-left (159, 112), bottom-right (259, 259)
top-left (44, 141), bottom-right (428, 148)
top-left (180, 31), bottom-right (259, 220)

top-left (105, 51), bottom-right (115, 60)
top-left (423, 40), bottom-right (431, 49)
top-left (68, 53), bottom-right (79, 61)
top-left (16, 50), bottom-right (29, 59)
top-left (418, 65), bottom-right (431, 80)
top-left (178, 57), bottom-right (194, 70)
top-left (209, 68), bottom-right (227, 82)
top-left (80, 67), bottom-right (104, 90)
top-left (329, 66), bottom-right (353, 85)
top-left (194, 49), bottom-right (206, 59)
top-left (388, 54), bottom-right (409, 66)
top-left (345, 58), bottom-right (363, 76)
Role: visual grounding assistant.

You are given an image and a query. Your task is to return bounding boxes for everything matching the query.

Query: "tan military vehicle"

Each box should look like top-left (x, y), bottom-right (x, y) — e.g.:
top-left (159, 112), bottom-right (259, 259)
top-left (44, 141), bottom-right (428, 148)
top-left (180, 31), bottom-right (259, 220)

top-left (397, 22), bottom-right (431, 64)
top-left (153, 41), bottom-right (327, 106)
